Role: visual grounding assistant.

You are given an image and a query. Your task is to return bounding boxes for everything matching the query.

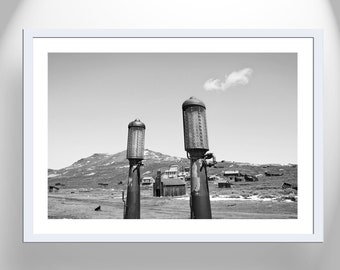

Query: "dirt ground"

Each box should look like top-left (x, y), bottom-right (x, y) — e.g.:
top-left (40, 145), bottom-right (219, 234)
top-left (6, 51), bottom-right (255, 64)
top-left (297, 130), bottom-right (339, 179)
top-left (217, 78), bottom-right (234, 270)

top-left (48, 180), bottom-right (297, 219)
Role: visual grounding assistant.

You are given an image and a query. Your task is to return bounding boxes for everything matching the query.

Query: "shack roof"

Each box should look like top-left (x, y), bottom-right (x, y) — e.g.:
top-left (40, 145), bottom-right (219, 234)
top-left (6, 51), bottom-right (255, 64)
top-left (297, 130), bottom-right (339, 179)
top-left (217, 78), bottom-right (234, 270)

top-left (223, 170), bottom-right (240, 175)
top-left (142, 176), bottom-right (154, 180)
top-left (217, 180), bottom-right (230, 183)
top-left (162, 178), bottom-right (185, 186)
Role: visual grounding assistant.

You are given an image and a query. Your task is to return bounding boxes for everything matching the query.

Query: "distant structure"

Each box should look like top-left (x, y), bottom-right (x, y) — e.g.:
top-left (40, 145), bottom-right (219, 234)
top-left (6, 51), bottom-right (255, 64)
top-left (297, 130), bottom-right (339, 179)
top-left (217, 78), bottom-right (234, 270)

top-left (177, 166), bottom-right (190, 180)
top-left (207, 175), bottom-right (220, 181)
top-left (217, 181), bottom-right (231, 188)
top-left (162, 165), bottom-right (179, 179)
top-left (98, 183), bottom-right (109, 187)
top-left (223, 171), bottom-right (240, 181)
top-left (244, 174), bottom-right (259, 182)
top-left (282, 182), bottom-right (297, 190)
top-left (235, 176), bottom-right (243, 182)
top-left (141, 176), bottom-right (155, 186)
top-left (265, 171), bottom-right (284, 176)
top-left (48, 185), bottom-right (59, 192)
top-left (153, 166), bottom-right (186, 197)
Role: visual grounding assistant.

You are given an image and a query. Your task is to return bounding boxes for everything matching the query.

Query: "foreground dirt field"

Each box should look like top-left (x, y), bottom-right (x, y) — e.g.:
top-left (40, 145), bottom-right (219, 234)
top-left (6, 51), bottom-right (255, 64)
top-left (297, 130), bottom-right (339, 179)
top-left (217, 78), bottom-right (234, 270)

top-left (48, 180), bottom-right (297, 219)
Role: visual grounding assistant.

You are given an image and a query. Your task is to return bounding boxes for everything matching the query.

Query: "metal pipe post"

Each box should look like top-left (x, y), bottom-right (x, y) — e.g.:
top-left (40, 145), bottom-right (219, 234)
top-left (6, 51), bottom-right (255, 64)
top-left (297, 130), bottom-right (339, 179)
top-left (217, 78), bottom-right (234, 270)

top-left (190, 157), bottom-right (212, 219)
top-left (125, 161), bottom-right (141, 219)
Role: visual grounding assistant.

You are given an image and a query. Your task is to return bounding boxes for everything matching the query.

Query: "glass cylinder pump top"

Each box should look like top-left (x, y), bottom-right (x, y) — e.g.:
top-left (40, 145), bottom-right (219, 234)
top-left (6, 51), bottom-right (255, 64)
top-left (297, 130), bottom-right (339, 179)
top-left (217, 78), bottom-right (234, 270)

top-left (182, 97), bottom-right (209, 157)
top-left (126, 119), bottom-right (146, 160)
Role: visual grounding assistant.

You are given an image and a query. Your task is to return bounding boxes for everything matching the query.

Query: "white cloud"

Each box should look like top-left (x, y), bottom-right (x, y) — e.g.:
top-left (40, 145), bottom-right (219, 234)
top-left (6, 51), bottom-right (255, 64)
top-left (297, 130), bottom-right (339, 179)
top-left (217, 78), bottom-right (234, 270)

top-left (204, 68), bottom-right (253, 92)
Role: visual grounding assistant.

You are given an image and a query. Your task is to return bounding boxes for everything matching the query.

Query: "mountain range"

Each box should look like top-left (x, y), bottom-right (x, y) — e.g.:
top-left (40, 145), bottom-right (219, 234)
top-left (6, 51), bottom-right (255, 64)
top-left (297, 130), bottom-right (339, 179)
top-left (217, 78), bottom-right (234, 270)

top-left (48, 149), bottom-right (297, 189)
top-left (48, 149), bottom-right (189, 188)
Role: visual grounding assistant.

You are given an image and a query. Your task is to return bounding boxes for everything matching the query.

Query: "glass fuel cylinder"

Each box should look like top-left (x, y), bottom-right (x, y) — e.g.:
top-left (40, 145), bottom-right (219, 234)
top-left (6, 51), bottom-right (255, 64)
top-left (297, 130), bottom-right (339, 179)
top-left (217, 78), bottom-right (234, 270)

top-left (182, 97), bottom-right (209, 158)
top-left (126, 119), bottom-right (145, 160)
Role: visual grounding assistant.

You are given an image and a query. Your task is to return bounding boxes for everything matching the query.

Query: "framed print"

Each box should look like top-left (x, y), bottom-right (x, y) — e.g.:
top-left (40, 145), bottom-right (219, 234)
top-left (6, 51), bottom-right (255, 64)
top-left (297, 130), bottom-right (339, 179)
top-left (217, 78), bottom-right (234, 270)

top-left (23, 29), bottom-right (323, 242)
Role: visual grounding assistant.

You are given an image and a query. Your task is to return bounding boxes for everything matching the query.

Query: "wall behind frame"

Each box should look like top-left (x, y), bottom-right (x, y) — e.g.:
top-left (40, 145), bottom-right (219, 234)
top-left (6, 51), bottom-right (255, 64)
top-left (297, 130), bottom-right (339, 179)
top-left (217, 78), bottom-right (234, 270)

top-left (0, 0), bottom-right (339, 269)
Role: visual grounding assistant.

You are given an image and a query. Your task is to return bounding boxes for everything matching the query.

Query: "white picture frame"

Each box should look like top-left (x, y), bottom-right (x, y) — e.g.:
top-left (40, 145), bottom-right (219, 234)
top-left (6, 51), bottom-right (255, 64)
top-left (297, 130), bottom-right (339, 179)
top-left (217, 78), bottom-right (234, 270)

top-left (23, 29), bottom-right (323, 242)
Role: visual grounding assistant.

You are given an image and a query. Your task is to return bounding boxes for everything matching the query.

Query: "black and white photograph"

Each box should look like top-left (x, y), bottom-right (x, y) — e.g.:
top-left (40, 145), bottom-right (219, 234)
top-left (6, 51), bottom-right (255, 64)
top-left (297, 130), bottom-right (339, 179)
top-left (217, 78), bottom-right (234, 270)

top-left (23, 32), bottom-right (320, 242)
top-left (47, 52), bottom-right (298, 220)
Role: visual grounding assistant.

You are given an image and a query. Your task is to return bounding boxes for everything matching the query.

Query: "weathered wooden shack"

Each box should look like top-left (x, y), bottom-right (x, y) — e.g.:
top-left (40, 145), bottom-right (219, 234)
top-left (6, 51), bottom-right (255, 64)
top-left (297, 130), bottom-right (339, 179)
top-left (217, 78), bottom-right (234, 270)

top-left (153, 167), bottom-right (186, 197)
top-left (162, 178), bottom-right (186, 196)
top-left (48, 185), bottom-right (59, 192)
top-left (141, 176), bottom-right (155, 186)
top-left (217, 181), bottom-right (231, 188)
top-left (223, 171), bottom-right (240, 181)
top-left (153, 176), bottom-right (186, 197)
top-left (208, 175), bottom-right (220, 181)
top-left (265, 171), bottom-right (283, 176)
top-left (163, 165), bottom-right (179, 179)
top-left (244, 174), bottom-right (259, 182)
top-left (235, 176), bottom-right (243, 182)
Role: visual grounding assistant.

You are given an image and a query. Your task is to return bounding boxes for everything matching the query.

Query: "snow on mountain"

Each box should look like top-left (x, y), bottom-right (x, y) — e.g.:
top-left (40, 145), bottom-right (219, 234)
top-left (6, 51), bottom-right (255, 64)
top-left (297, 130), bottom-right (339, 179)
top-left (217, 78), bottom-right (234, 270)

top-left (48, 149), bottom-right (186, 183)
top-left (143, 149), bottom-right (182, 162)
top-left (47, 149), bottom-right (190, 189)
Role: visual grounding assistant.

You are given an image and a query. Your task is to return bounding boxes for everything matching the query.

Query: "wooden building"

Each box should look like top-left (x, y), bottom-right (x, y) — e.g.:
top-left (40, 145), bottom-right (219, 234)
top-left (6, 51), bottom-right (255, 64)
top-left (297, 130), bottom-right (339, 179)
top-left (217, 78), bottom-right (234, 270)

top-left (234, 176), bottom-right (243, 182)
top-left (223, 171), bottom-right (240, 181)
top-left (217, 181), bottom-right (231, 188)
top-left (208, 175), bottom-right (220, 181)
top-left (162, 165), bottom-right (179, 179)
top-left (153, 178), bottom-right (186, 197)
top-left (141, 176), bottom-right (155, 186)
top-left (153, 166), bottom-right (186, 197)
top-left (162, 178), bottom-right (186, 196)
top-left (48, 185), bottom-right (59, 192)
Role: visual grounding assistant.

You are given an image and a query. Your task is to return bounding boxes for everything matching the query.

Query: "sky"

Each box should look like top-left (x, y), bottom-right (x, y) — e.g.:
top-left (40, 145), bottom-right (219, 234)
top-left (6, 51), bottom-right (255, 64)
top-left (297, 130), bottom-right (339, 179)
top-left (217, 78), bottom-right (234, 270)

top-left (48, 53), bottom-right (297, 169)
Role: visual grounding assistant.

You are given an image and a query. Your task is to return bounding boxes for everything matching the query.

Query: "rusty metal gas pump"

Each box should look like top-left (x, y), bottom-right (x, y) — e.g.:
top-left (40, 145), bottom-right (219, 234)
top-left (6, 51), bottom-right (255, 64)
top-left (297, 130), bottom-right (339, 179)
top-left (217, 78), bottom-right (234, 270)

top-left (124, 119), bottom-right (145, 219)
top-left (182, 97), bottom-right (215, 219)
